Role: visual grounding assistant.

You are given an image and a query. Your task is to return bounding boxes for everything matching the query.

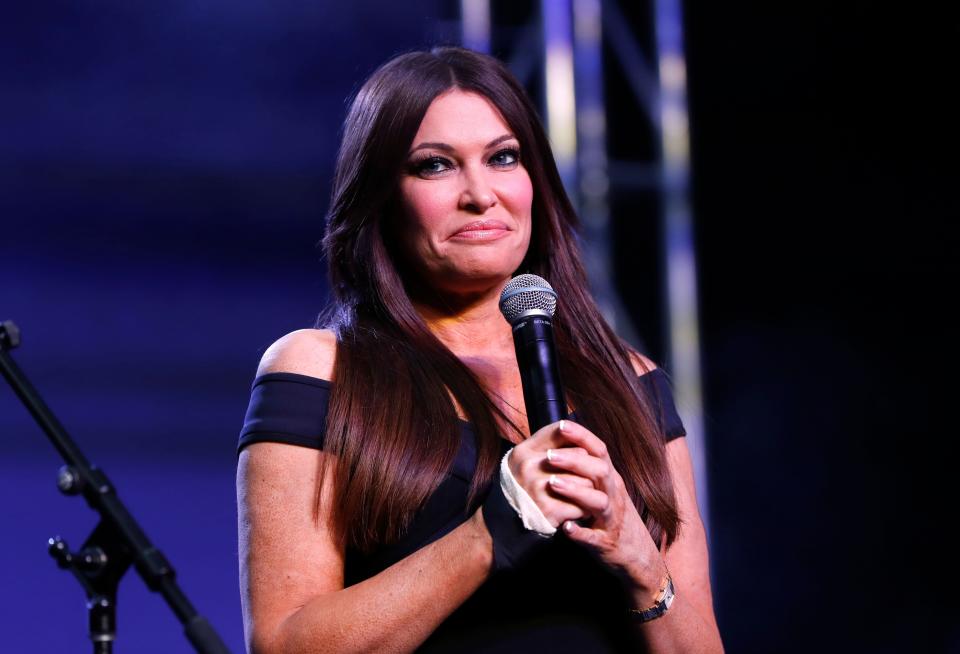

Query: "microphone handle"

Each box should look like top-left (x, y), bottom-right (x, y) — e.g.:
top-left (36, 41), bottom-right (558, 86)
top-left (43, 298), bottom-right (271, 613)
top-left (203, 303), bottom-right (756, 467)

top-left (512, 315), bottom-right (568, 434)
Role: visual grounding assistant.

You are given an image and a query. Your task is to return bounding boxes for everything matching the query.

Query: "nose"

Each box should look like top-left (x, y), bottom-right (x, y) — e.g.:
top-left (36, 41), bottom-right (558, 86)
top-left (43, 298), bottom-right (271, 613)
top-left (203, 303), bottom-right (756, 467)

top-left (458, 168), bottom-right (498, 214)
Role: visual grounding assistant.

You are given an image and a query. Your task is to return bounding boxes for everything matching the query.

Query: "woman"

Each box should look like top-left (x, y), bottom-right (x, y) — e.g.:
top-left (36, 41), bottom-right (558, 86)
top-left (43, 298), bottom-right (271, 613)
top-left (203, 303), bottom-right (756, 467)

top-left (237, 46), bottom-right (722, 653)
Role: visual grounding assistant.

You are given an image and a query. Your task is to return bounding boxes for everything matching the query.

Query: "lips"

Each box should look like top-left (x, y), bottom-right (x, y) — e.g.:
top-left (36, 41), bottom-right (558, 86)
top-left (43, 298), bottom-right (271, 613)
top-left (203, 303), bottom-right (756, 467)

top-left (450, 220), bottom-right (510, 239)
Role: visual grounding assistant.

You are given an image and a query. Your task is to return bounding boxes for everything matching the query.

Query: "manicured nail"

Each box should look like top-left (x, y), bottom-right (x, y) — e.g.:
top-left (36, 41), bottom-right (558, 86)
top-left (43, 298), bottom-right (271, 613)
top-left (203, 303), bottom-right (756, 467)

top-left (548, 474), bottom-right (565, 488)
top-left (546, 448), bottom-right (554, 462)
top-left (564, 520), bottom-right (577, 533)
top-left (559, 419), bottom-right (566, 433)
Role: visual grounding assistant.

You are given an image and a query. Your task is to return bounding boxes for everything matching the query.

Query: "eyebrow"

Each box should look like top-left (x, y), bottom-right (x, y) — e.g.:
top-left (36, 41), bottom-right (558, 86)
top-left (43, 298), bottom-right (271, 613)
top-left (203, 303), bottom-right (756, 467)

top-left (408, 134), bottom-right (517, 156)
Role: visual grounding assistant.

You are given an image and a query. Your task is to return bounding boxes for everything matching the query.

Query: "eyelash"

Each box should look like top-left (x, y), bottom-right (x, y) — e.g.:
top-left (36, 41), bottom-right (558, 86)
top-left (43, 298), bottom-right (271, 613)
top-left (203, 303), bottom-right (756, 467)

top-left (410, 148), bottom-right (521, 177)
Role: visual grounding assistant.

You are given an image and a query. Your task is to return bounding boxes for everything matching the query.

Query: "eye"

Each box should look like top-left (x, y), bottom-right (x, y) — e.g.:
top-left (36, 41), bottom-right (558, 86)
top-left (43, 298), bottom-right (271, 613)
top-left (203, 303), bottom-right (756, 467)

top-left (410, 155), bottom-right (453, 177)
top-left (489, 148), bottom-right (520, 168)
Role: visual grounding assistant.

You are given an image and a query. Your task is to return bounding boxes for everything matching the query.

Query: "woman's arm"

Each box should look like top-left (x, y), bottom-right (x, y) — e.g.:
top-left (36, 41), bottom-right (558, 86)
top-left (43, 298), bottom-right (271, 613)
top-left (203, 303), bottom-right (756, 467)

top-left (238, 442), bottom-right (494, 654)
top-left (625, 436), bottom-right (724, 653)
top-left (628, 352), bottom-right (722, 650)
top-left (544, 352), bottom-right (723, 653)
top-left (239, 329), bottom-right (499, 654)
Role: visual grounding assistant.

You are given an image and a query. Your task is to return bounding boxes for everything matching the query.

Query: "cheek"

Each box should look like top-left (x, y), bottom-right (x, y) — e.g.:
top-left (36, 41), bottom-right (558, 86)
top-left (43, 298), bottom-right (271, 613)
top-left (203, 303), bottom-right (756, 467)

top-left (400, 183), bottom-right (453, 239)
top-left (501, 171), bottom-right (534, 217)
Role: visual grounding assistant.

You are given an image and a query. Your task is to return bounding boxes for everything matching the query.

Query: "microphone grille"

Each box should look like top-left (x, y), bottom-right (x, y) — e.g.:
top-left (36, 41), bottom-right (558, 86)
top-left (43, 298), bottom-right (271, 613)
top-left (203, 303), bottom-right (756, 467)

top-left (499, 274), bottom-right (557, 324)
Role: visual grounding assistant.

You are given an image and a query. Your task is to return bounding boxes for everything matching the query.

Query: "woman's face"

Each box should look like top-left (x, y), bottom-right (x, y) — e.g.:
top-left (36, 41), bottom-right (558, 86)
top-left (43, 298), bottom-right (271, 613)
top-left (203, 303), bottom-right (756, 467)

top-left (396, 89), bottom-right (534, 295)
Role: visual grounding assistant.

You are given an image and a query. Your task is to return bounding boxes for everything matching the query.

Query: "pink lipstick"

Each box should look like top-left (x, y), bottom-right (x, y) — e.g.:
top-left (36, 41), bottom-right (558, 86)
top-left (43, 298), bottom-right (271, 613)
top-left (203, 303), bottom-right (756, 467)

top-left (450, 220), bottom-right (511, 241)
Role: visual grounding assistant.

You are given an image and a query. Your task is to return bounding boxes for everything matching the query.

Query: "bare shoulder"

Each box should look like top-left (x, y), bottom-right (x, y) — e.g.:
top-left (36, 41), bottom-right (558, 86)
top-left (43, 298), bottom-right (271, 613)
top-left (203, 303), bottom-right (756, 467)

top-left (627, 350), bottom-right (659, 377)
top-left (257, 328), bottom-right (338, 381)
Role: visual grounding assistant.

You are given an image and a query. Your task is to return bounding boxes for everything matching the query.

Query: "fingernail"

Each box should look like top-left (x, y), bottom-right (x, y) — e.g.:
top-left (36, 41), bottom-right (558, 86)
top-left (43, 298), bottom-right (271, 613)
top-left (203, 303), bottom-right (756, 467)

top-left (549, 474), bottom-right (565, 488)
top-left (559, 419), bottom-right (566, 433)
top-left (564, 520), bottom-right (577, 533)
top-left (546, 449), bottom-right (554, 462)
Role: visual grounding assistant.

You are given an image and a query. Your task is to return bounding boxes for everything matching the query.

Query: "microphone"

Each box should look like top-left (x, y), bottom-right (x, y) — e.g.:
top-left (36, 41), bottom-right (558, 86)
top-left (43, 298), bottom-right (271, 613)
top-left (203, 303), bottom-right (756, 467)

top-left (498, 274), bottom-right (568, 434)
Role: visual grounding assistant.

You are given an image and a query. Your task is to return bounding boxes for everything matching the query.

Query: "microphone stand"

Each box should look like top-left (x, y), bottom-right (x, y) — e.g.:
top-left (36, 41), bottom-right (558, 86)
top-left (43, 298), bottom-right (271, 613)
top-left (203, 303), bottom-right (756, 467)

top-left (0, 320), bottom-right (231, 654)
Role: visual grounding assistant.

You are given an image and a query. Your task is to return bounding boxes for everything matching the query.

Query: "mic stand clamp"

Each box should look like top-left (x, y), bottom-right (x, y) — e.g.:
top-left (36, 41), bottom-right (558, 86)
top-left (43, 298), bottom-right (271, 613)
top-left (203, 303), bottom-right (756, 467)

top-left (48, 518), bottom-right (132, 653)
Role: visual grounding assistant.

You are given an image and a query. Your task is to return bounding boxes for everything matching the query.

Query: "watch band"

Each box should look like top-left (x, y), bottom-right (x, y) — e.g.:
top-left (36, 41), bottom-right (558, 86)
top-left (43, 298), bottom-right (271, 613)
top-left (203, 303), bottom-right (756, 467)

top-left (629, 573), bottom-right (675, 623)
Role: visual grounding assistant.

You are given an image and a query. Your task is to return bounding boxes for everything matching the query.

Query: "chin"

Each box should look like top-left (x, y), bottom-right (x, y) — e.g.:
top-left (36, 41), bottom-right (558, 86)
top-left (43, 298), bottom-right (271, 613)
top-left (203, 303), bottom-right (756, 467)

top-left (417, 245), bottom-right (530, 295)
top-left (433, 265), bottom-right (518, 295)
top-left (440, 274), bottom-right (510, 295)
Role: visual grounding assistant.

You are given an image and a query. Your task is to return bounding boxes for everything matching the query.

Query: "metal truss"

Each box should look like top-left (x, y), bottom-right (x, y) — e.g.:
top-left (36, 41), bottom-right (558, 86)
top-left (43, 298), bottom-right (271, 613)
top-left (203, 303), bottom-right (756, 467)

top-left (458, 0), bottom-right (714, 546)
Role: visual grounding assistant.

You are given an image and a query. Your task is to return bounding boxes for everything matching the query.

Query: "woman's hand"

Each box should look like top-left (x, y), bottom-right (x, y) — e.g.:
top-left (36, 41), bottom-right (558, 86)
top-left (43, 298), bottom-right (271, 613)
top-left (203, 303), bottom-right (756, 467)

top-left (507, 421), bottom-right (596, 529)
top-left (506, 422), bottom-right (597, 530)
top-left (514, 419), bottom-right (669, 595)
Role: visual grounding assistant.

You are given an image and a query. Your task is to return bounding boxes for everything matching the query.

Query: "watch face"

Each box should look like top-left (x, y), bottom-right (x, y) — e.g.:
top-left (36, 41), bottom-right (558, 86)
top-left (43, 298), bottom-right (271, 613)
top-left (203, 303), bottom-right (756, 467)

top-left (663, 591), bottom-right (675, 610)
top-left (661, 579), bottom-right (676, 611)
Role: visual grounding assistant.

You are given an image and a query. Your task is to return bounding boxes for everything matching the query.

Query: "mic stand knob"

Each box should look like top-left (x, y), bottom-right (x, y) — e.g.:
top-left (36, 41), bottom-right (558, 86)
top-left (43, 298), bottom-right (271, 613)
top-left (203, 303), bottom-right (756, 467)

top-left (57, 465), bottom-right (85, 495)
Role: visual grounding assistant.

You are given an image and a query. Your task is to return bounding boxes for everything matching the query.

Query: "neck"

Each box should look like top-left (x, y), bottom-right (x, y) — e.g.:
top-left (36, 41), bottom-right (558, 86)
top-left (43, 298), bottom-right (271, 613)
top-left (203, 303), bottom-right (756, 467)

top-left (412, 283), bottom-right (514, 360)
top-left (411, 280), bottom-right (527, 438)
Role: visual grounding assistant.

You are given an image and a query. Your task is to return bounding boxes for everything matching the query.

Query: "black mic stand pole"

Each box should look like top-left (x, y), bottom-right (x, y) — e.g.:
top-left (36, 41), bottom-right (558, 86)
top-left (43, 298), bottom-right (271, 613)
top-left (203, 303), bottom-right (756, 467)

top-left (0, 320), bottom-right (231, 654)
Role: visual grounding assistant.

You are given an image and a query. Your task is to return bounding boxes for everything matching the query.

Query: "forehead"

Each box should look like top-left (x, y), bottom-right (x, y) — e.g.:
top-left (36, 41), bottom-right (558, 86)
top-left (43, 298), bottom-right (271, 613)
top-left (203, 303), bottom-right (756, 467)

top-left (411, 89), bottom-right (514, 145)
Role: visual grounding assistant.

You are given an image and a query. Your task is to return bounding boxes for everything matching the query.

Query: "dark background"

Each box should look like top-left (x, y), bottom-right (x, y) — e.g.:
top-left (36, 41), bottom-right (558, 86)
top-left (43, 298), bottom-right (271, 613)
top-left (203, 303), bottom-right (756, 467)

top-left (1, 1), bottom-right (955, 651)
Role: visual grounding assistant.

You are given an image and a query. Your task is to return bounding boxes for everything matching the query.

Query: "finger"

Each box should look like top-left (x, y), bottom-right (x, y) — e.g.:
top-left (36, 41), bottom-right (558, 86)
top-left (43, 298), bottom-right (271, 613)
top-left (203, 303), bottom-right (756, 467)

top-left (529, 419), bottom-right (590, 451)
top-left (544, 497), bottom-right (588, 528)
top-left (555, 420), bottom-right (610, 461)
top-left (545, 447), bottom-right (607, 486)
top-left (561, 519), bottom-right (606, 548)
top-left (542, 472), bottom-right (593, 490)
top-left (547, 475), bottom-right (609, 514)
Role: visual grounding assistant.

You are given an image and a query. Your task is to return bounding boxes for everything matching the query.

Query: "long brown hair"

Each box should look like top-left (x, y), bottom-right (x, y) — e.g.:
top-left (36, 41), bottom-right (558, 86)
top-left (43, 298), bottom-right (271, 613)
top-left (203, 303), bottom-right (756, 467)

top-left (317, 46), bottom-right (680, 553)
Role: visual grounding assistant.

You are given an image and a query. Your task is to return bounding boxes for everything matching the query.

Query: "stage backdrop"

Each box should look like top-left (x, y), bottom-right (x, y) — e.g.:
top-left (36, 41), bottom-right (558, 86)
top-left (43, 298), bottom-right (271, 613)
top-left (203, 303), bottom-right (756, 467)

top-left (0, 2), bottom-right (454, 650)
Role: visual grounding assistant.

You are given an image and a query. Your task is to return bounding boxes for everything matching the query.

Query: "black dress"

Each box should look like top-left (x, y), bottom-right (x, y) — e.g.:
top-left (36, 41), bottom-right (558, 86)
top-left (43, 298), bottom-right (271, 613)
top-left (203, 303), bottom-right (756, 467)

top-left (238, 368), bottom-right (687, 653)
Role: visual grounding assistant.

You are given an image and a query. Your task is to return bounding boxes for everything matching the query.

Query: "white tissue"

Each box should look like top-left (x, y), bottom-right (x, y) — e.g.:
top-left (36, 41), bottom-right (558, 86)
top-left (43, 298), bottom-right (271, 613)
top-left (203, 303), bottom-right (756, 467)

top-left (499, 448), bottom-right (557, 537)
